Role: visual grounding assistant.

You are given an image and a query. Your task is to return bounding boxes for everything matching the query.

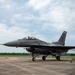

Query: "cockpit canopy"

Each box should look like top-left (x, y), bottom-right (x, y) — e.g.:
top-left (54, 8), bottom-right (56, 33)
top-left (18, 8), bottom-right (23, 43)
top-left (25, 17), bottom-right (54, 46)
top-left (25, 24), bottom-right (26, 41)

top-left (22, 36), bottom-right (37, 40)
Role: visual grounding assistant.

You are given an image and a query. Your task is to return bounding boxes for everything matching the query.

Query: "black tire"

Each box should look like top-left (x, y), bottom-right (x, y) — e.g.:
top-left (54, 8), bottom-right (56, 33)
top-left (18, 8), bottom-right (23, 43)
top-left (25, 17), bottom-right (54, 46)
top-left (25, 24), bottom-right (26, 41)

top-left (42, 56), bottom-right (46, 61)
top-left (32, 57), bottom-right (35, 61)
top-left (56, 56), bottom-right (60, 61)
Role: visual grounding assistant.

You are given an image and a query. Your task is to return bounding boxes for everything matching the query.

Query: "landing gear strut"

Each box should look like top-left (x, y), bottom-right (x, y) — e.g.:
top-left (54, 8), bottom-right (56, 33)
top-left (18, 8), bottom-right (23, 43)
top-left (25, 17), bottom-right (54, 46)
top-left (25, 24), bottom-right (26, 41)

top-left (32, 57), bottom-right (35, 61)
top-left (32, 53), bottom-right (36, 61)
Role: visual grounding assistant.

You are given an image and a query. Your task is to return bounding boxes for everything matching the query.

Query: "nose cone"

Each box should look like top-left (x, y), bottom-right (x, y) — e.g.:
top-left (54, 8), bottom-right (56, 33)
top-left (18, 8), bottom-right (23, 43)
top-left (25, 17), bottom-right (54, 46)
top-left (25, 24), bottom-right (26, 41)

top-left (3, 41), bottom-right (18, 47)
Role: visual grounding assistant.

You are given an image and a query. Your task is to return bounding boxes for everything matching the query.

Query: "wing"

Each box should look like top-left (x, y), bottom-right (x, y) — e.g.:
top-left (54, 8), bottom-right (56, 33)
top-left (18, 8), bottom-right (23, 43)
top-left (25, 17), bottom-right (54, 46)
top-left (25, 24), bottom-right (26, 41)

top-left (32, 45), bottom-right (75, 50)
top-left (48, 46), bottom-right (75, 50)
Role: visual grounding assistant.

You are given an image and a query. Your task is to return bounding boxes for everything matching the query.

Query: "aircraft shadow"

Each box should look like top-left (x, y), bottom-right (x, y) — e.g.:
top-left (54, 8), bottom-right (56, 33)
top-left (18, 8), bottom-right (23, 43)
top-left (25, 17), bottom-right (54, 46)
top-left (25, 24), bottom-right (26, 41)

top-left (28, 58), bottom-right (71, 62)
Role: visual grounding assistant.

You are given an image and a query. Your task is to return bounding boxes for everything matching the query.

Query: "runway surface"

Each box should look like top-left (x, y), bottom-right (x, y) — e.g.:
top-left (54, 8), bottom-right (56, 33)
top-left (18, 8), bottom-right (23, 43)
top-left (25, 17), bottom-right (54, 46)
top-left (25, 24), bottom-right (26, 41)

top-left (0, 56), bottom-right (75, 75)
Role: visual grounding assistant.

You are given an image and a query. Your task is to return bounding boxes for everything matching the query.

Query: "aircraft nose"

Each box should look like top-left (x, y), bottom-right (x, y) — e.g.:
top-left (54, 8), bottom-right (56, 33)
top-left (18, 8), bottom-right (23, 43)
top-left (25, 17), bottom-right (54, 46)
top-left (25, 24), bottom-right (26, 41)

top-left (3, 41), bottom-right (19, 47)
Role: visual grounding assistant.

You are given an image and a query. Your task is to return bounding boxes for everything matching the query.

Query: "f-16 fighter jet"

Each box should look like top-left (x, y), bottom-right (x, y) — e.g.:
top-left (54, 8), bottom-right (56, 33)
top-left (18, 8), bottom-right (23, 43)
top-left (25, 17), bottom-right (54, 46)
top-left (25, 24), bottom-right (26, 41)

top-left (3, 31), bottom-right (75, 61)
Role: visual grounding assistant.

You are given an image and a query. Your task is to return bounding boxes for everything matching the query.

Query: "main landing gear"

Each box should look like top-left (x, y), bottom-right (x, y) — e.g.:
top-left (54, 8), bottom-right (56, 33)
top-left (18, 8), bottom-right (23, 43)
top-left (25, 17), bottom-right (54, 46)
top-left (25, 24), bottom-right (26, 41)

top-left (56, 55), bottom-right (60, 61)
top-left (32, 53), bottom-right (47, 61)
top-left (32, 57), bottom-right (35, 61)
top-left (42, 56), bottom-right (47, 61)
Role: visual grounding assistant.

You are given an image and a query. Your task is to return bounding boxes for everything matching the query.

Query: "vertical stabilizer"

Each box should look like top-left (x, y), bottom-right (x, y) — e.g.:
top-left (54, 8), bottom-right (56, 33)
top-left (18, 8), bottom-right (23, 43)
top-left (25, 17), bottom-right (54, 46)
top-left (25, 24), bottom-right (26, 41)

top-left (53, 31), bottom-right (67, 45)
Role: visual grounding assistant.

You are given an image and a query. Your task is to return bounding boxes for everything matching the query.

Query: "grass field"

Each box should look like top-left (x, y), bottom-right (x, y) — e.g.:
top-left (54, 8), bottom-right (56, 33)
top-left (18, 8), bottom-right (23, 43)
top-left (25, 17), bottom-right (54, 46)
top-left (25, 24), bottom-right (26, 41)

top-left (61, 56), bottom-right (75, 58)
top-left (0, 53), bottom-right (31, 57)
top-left (0, 53), bottom-right (75, 58)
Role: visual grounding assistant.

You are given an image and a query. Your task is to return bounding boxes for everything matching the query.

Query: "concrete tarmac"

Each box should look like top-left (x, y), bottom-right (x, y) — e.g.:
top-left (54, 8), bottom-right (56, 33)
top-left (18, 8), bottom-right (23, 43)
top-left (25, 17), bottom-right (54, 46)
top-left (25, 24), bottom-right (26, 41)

top-left (0, 56), bottom-right (75, 75)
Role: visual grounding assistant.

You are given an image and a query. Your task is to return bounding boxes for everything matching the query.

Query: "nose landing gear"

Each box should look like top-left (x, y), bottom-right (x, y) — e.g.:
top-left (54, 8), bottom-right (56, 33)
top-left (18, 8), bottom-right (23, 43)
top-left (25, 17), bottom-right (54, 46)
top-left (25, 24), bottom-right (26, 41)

top-left (32, 53), bottom-right (36, 61)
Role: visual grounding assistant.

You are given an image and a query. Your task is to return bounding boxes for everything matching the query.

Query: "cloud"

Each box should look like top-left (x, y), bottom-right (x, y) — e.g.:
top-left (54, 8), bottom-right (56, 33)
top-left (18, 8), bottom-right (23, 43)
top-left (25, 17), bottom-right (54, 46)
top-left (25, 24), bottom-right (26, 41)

top-left (0, 23), bottom-right (27, 42)
top-left (0, 22), bottom-right (28, 53)
top-left (1, 0), bottom-right (73, 31)
top-left (0, 0), bottom-right (6, 3)
top-left (36, 0), bottom-right (75, 31)
top-left (0, 0), bottom-right (12, 10)
top-left (27, 0), bottom-right (52, 10)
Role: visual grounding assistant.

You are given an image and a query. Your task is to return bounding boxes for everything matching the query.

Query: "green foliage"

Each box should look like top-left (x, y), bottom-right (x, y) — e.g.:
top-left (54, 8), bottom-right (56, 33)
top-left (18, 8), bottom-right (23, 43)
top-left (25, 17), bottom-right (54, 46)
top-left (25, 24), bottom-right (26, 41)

top-left (61, 53), bottom-right (75, 56)
top-left (0, 53), bottom-right (75, 57)
top-left (0, 53), bottom-right (31, 56)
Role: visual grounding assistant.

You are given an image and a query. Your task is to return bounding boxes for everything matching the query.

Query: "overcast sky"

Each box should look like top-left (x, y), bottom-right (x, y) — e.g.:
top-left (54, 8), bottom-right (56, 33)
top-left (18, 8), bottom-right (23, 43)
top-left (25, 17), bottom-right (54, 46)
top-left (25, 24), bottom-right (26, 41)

top-left (0, 0), bottom-right (75, 53)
